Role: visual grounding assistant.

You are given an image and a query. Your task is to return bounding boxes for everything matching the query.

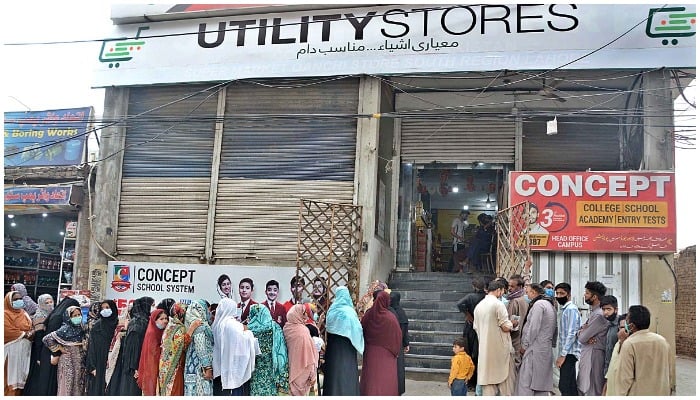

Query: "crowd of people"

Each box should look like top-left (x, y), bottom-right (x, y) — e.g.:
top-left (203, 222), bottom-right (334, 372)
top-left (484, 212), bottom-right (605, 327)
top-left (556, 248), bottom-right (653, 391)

top-left (454, 271), bottom-right (676, 396)
top-left (3, 277), bottom-right (412, 396)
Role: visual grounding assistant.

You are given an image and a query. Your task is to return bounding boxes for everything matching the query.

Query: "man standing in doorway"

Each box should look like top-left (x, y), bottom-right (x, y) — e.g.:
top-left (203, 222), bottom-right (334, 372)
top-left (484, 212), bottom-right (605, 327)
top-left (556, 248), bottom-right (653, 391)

top-left (473, 280), bottom-right (516, 396)
top-left (614, 305), bottom-right (675, 395)
top-left (554, 282), bottom-right (581, 396)
top-left (576, 281), bottom-right (608, 396)
top-left (449, 210), bottom-right (469, 272)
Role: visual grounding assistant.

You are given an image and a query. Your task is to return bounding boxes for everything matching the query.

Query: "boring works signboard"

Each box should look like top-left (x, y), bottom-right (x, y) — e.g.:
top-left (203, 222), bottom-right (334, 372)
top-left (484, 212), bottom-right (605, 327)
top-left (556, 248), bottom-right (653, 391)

top-left (106, 261), bottom-right (297, 310)
top-left (509, 171), bottom-right (676, 253)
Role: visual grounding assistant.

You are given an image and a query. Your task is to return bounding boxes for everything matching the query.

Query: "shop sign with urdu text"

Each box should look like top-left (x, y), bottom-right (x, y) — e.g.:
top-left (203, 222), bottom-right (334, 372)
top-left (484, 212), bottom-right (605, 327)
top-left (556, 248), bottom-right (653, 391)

top-left (509, 171), bottom-right (676, 253)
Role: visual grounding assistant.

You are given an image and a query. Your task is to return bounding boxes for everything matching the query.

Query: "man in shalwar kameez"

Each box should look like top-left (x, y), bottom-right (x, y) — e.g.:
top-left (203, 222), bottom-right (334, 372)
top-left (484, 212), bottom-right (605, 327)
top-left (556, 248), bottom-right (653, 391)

top-left (576, 281), bottom-right (608, 396)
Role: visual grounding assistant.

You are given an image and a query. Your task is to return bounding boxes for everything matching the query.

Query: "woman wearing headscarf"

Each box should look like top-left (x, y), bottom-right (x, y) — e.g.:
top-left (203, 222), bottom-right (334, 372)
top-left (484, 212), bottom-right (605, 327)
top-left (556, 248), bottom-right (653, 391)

top-left (22, 294), bottom-right (53, 395)
top-left (42, 305), bottom-right (87, 396)
top-left (137, 308), bottom-right (169, 395)
top-left (23, 295), bottom-right (80, 396)
top-left (10, 283), bottom-right (38, 317)
top-left (4, 291), bottom-right (33, 395)
top-left (105, 305), bottom-right (131, 395)
top-left (157, 298), bottom-right (176, 316)
top-left (159, 303), bottom-right (199, 396)
top-left (117, 296), bottom-right (153, 395)
top-left (184, 299), bottom-right (215, 396)
top-left (248, 303), bottom-right (289, 395)
top-left (211, 298), bottom-right (258, 395)
top-left (360, 290), bottom-right (403, 396)
top-left (389, 290), bottom-right (410, 395)
top-left (322, 286), bottom-right (364, 396)
top-left (85, 299), bottom-right (119, 395)
top-left (283, 303), bottom-right (319, 396)
top-left (356, 280), bottom-right (388, 318)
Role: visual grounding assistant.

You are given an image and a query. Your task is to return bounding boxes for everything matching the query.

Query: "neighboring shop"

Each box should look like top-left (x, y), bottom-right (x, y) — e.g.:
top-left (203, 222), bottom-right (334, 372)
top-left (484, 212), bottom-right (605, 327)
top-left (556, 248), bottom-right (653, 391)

top-left (4, 107), bottom-right (93, 300)
top-left (89, 5), bottom-right (693, 345)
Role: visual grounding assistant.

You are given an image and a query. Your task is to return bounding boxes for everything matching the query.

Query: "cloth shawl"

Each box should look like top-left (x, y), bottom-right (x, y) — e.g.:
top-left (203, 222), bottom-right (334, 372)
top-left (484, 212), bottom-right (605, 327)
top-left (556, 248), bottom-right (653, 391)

top-left (361, 290), bottom-right (402, 357)
top-left (216, 300), bottom-right (258, 389)
top-left (157, 298), bottom-right (176, 316)
top-left (283, 304), bottom-right (319, 383)
top-left (248, 303), bottom-right (289, 384)
top-left (105, 306), bottom-right (130, 387)
top-left (137, 309), bottom-right (167, 395)
top-left (158, 302), bottom-right (188, 395)
top-left (45, 297), bottom-right (80, 336)
top-left (32, 294), bottom-right (54, 329)
top-left (51, 305), bottom-right (85, 344)
top-left (325, 286), bottom-right (364, 354)
top-left (357, 280), bottom-right (388, 315)
top-left (11, 283), bottom-right (38, 316)
top-left (90, 300), bottom-right (119, 344)
top-left (212, 297), bottom-right (238, 378)
top-left (4, 291), bottom-right (32, 344)
top-left (184, 299), bottom-right (214, 367)
top-left (507, 288), bottom-right (525, 301)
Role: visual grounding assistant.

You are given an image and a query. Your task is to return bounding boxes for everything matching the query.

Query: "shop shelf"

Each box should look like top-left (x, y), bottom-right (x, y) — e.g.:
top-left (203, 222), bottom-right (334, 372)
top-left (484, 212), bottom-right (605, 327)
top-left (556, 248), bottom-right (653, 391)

top-left (4, 265), bottom-right (36, 271)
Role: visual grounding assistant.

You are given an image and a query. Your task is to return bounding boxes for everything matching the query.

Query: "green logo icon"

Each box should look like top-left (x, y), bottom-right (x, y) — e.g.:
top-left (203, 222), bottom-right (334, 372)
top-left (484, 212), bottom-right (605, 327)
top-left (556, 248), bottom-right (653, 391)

top-left (646, 7), bottom-right (696, 45)
top-left (99, 26), bottom-right (150, 68)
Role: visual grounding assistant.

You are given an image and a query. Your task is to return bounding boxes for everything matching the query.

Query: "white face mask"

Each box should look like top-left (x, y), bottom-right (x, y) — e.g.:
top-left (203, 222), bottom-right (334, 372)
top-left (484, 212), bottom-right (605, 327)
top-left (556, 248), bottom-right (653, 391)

top-left (100, 309), bottom-right (113, 318)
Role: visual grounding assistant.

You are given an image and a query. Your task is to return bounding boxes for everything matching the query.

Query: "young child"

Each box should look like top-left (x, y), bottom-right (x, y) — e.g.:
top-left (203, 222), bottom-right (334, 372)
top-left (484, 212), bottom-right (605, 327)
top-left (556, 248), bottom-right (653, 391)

top-left (448, 337), bottom-right (475, 396)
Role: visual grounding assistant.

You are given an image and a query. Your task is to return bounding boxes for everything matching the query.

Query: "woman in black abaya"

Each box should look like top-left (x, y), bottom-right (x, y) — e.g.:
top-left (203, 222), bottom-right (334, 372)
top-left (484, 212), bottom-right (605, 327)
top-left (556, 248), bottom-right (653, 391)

top-left (117, 296), bottom-right (153, 395)
top-left (389, 291), bottom-right (410, 396)
top-left (85, 300), bottom-right (119, 395)
top-left (22, 296), bottom-right (80, 396)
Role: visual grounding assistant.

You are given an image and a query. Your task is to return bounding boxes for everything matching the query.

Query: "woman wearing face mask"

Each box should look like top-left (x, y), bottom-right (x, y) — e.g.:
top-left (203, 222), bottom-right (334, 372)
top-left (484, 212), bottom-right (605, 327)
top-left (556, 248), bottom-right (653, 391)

top-left (85, 300), bottom-right (119, 395)
top-left (42, 305), bottom-right (87, 396)
top-left (4, 291), bottom-right (33, 395)
top-left (137, 308), bottom-right (169, 395)
top-left (22, 294), bottom-right (53, 395)
top-left (10, 283), bottom-right (38, 317)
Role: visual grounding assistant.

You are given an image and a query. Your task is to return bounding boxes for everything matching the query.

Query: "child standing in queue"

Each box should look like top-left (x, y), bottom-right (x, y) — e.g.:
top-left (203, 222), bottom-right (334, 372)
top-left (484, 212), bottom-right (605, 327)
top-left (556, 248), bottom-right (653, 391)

top-left (448, 337), bottom-right (475, 396)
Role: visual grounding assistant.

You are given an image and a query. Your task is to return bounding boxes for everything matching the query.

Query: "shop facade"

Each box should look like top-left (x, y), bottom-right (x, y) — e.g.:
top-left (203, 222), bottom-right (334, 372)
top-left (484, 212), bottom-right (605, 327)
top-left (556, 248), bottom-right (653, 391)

top-left (89, 4), bottom-right (694, 345)
top-left (4, 107), bottom-right (93, 300)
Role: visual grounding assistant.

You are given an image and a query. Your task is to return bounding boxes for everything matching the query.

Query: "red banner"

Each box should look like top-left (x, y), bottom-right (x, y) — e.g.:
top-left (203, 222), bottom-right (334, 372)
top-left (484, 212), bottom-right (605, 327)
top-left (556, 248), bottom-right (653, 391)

top-left (509, 171), bottom-right (676, 253)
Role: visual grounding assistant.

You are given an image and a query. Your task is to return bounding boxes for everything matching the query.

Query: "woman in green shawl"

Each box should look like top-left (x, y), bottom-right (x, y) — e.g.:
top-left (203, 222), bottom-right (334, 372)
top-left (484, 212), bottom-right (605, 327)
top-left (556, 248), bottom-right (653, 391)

top-left (158, 303), bottom-right (201, 395)
top-left (247, 304), bottom-right (290, 395)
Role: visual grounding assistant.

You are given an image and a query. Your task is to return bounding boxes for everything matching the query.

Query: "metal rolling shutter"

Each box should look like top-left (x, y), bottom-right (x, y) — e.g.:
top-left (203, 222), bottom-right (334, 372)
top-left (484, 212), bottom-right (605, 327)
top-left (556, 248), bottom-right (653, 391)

top-left (400, 118), bottom-right (516, 164)
top-left (213, 78), bottom-right (359, 260)
top-left (118, 84), bottom-right (218, 256)
top-left (522, 116), bottom-right (620, 171)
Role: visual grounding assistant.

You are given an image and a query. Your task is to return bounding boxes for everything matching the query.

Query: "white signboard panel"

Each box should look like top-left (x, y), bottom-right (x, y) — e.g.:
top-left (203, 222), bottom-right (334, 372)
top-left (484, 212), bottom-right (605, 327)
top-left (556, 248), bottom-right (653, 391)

top-left (106, 261), bottom-right (298, 311)
top-left (93, 4), bottom-right (696, 86)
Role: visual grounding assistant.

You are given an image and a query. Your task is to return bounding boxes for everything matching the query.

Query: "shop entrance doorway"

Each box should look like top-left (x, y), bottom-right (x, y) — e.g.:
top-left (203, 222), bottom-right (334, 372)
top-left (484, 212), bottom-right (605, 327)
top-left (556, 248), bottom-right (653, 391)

top-left (397, 163), bottom-right (508, 272)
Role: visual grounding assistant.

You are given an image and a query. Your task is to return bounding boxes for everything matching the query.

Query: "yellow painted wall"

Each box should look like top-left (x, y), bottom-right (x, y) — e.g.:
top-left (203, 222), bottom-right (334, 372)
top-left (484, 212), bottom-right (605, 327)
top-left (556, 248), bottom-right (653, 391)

top-left (639, 254), bottom-right (676, 359)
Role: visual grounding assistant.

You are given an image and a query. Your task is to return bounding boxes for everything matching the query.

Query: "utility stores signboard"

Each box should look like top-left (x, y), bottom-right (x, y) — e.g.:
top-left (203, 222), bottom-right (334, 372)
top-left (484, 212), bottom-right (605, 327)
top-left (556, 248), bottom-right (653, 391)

top-left (509, 172), bottom-right (676, 253)
top-left (94, 4), bottom-right (696, 86)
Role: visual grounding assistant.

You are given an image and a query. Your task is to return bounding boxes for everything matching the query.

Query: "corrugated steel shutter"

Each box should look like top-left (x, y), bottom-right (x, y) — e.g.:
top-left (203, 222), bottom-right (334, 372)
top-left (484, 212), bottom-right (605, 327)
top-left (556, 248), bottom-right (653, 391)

top-left (400, 118), bottom-right (516, 164)
top-left (522, 116), bottom-right (620, 171)
top-left (118, 85), bottom-right (218, 256)
top-left (213, 78), bottom-right (359, 260)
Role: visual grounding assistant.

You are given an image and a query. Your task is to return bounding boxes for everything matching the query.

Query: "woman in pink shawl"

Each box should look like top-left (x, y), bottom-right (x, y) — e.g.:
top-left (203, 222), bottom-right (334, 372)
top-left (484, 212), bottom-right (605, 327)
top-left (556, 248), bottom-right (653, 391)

top-left (360, 290), bottom-right (402, 396)
top-left (283, 304), bottom-right (318, 396)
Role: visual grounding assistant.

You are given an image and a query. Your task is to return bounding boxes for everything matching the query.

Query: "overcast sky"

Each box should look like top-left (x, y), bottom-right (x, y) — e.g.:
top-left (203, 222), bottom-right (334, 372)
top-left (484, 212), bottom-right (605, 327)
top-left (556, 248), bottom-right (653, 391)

top-left (2, 2), bottom-right (696, 251)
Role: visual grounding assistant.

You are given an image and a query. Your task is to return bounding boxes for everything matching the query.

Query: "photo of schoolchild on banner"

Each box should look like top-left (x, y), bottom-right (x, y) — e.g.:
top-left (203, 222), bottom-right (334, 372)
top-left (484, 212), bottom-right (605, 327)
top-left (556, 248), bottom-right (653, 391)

top-left (509, 171), bottom-right (676, 253)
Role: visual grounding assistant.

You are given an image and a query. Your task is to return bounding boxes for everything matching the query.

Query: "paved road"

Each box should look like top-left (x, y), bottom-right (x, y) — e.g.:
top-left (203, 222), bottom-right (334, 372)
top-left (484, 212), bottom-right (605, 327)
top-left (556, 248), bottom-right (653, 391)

top-left (404, 356), bottom-right (695, 396)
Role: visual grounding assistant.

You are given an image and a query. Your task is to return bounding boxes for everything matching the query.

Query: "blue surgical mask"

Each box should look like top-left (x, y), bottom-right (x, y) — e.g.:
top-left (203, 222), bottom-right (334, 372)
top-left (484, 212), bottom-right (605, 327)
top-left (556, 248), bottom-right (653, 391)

top-left (500, 295), bottom-right (509, 306)
top-left (12, 299), bottom-right (25, 309)
top-left (624, 320), bottom-right (631, 334)
top-left (156, 321), bottom-right (167, 330)
top-left (524, 296), bottom-right (532, 304)
top-left (545, 288), bottom-right (555, 298)
top-left (313, 312), bottom-right (319, 322)
top-left (70, 316), bottom-right (83, 325)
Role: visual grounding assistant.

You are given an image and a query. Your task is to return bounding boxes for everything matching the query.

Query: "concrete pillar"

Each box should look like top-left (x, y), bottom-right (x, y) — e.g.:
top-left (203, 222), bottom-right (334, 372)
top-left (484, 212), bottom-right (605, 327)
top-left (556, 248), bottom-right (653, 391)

top-left (87, 87), bottom-right (130, 270)
top-left (642, 69), bottom-right (674, 170)
top-left (355, 76), bottom-right (393, 291)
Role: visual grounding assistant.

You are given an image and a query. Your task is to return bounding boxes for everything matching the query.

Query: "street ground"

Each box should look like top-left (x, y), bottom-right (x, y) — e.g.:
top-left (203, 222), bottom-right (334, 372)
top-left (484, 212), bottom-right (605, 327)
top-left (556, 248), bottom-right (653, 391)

top-left (403, 356), bottom-right (695, 396)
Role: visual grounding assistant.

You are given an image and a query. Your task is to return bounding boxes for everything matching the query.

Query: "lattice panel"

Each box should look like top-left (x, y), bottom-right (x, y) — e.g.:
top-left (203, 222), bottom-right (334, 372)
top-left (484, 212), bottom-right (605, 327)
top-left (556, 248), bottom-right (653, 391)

top-left (496, 201), bottom-right (531, 279)
top-left (296, 199), bottom-right (362, 336)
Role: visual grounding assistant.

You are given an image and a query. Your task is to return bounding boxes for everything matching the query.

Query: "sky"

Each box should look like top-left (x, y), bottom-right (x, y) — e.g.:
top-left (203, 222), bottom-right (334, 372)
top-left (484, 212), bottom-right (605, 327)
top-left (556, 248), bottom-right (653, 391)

top-left (2, 2), bottom-right (697, 251)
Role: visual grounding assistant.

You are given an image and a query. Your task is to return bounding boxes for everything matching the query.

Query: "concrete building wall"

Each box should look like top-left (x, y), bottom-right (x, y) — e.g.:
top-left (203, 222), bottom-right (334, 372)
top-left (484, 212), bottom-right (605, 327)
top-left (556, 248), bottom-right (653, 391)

top-left (640, 254), bottom-right (677, 358)
top-left (675, 245), bottom-right (696, 358)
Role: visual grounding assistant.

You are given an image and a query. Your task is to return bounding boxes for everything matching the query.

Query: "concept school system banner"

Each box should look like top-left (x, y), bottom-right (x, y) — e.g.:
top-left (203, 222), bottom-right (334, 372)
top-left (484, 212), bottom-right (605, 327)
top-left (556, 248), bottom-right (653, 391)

top-left (509, 171), bottom-right (676, 253)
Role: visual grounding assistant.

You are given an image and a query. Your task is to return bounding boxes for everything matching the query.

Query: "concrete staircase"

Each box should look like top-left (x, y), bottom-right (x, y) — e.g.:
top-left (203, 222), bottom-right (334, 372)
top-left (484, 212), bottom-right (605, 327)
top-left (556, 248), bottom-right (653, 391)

top-left (388, 271), bottom-right (494, 381)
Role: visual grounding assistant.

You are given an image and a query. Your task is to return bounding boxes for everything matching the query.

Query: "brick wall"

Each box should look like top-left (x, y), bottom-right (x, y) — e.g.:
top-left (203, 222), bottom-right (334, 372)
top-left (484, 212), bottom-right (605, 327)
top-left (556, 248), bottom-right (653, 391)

top-left (675, 245), bottom-right (696, 358)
